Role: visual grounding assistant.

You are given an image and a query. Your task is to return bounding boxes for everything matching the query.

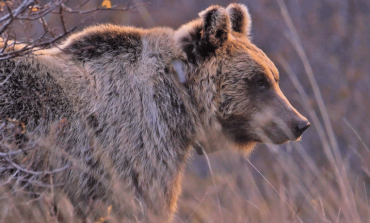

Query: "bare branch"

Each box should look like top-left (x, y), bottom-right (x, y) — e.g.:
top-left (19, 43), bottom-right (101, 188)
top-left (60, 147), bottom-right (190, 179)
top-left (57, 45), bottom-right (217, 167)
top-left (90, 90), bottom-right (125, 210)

top-left (0, 0), bottom-right (34, 35)
top-left (17, 0), bottom-right (67, 20)
top-left (59, 6), bottom-right (67, 34)
top-left (0, 0), bottom-right (148, 61)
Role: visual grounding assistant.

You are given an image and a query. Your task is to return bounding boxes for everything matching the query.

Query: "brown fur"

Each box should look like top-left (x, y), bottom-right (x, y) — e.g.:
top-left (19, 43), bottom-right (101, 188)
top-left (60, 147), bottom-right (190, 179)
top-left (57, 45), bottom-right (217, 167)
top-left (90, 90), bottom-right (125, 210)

top-left (0, 4), bottom-right (309, 222)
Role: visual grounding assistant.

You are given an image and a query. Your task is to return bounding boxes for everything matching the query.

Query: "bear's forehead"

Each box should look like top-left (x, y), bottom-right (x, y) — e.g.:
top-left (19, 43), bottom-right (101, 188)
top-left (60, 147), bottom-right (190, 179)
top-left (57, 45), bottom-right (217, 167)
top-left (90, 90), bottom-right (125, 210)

top-left (227, 37), bottom-right (279, 83)
top-left (248, 45), bottom-right (279, 83)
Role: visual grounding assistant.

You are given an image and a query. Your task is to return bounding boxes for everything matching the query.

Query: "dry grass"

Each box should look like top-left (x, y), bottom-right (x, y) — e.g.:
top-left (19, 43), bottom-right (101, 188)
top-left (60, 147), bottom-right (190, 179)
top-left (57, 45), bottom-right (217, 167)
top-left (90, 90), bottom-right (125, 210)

top-left (1, 0), bottom-right (369, 222)
top-left (176, 138), bottom-right (370, 223)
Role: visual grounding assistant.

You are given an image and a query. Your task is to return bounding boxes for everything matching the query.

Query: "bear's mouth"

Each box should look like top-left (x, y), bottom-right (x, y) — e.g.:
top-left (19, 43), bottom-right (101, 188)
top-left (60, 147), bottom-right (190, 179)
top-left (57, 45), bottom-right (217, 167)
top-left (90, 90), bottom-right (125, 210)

top-left (255, 126), bottom-right (294, 145)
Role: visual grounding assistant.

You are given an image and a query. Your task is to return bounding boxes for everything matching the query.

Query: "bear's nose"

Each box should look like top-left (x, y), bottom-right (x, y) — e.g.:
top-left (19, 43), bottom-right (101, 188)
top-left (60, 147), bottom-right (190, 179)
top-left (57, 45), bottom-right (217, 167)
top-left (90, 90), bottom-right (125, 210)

top-left (295, 120), bottom-right (310, 137)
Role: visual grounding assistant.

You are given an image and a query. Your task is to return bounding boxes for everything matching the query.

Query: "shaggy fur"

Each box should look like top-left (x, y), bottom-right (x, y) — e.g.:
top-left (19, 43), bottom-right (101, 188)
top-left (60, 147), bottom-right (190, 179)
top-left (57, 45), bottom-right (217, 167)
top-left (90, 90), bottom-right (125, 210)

top-left (0, 3), bottom-right (309, 222)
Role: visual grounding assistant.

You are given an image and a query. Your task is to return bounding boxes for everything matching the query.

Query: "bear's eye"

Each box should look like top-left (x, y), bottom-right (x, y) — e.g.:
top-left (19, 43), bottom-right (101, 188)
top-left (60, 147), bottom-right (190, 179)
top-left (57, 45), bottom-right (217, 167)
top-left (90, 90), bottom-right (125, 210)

top-left (257, 79), bottom-right (266, 88)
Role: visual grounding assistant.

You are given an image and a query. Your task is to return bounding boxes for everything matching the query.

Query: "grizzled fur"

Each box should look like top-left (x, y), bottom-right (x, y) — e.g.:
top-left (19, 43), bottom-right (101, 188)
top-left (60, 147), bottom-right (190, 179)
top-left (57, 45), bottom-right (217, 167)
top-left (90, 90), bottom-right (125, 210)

top-left (0, 3), bottom-right (309, 222)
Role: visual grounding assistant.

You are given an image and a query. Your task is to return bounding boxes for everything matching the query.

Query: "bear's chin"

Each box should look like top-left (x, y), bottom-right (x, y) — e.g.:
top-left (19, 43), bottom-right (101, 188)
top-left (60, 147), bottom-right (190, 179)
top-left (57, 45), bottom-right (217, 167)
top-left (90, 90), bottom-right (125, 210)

top-left (235, 141), bottom-right (257, 156)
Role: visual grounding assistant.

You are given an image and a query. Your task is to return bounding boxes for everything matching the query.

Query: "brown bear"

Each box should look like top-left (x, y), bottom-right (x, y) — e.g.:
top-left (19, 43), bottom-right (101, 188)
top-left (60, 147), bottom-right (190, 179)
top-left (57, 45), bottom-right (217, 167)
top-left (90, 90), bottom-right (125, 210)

top-left (0, 3), bottom-right (309, 222)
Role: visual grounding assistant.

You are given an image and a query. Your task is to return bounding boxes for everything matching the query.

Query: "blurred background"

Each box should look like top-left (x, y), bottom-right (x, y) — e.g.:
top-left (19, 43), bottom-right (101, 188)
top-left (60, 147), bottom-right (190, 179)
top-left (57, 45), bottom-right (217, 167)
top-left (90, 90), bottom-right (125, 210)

top-left (1, 0), bottom-right (370, 222)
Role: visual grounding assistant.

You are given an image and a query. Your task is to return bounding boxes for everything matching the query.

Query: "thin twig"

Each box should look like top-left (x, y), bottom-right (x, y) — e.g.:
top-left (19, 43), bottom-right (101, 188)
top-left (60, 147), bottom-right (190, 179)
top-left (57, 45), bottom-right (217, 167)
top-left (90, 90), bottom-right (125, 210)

top-left (61, 2), bottom-right (149, 14)
top-left (185, 191), bottom-right (208, 223)
top-left (3, 156), bottom-right (71, 175)
top-left (200, 146), bottom-right (222, 220)
top-left (343, 118), bottom-right (370, 153)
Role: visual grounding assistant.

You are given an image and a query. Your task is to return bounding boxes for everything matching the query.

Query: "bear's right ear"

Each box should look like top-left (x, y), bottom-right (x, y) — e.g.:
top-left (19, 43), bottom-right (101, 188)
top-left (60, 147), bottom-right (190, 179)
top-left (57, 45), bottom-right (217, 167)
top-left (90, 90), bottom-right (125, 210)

top-left (198, 5), bottom-right (231, 49)
top-left (175, 5), bottom-right (231, 63)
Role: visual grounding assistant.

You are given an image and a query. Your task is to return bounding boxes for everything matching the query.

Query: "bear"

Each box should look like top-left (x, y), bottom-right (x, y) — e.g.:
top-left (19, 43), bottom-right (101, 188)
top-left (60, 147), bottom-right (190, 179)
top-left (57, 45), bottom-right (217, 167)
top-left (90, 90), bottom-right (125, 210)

top-left (0, 3), bottom-right (310, 222)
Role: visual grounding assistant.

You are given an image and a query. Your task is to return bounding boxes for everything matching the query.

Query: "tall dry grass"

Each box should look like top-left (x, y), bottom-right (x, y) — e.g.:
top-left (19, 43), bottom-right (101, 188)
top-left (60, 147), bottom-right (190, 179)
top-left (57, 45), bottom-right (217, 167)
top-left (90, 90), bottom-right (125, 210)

top-left (1, 0), bottom-right (369, 223)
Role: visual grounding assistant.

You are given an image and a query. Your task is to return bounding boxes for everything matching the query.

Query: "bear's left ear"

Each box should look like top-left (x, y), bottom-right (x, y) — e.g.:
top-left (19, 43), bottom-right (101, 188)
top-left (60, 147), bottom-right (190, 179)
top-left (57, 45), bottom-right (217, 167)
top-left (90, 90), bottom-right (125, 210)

top-left (226, 3), bottom-right (252, 36)
top-left (198, 5), bottom-right (231, 49)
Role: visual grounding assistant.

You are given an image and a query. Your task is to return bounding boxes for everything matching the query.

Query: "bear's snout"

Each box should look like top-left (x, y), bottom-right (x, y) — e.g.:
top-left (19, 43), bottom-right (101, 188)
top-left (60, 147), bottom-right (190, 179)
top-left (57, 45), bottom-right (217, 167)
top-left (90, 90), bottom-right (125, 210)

top-left (294, 119), bottom-right (310, 138)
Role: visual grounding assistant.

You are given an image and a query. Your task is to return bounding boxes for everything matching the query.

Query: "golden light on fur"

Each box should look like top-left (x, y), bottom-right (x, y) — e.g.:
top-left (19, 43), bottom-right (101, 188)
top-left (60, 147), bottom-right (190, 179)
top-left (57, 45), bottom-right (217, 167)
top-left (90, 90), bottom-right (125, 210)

top-left (0, 3), bottom-right (309, 222)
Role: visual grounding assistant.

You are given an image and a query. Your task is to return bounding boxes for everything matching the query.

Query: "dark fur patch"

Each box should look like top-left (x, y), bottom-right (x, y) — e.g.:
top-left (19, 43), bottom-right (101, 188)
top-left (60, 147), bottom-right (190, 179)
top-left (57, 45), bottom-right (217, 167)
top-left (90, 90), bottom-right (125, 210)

top-left (198, 37), bottom-right (217, 57)
top-left (131, 170), bottom-right (141, 194)
top-left (229, 7), bottom-right (244, 33)
top-left (65, 30), bottom-right (142, 62)
top-left (179, 23), bottom-right (218, 64)
top-left (203, 8), bottom-right (218, 31)
top-left (219, 115), bottom-right (256, 144)
top-left (86, 112), bottom-right (104, 135)
top-left (179, 6), bottom-right (231, 64)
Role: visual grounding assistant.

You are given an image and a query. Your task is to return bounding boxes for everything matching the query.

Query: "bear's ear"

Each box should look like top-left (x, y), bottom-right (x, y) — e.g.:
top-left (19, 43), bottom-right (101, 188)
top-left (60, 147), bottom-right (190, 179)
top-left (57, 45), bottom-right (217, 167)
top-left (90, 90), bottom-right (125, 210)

top-left (226, 3), bottom-right (252, 36)
top-left (198, 5), bottom-right (231, 49)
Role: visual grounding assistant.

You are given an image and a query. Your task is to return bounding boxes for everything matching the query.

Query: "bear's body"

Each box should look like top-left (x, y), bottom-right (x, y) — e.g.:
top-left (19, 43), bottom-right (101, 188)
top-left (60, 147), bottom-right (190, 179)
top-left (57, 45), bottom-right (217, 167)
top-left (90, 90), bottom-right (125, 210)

top-left (0, 4), bottom-right (309, 222)
top-left (1, 25), bottom-right (197, 221)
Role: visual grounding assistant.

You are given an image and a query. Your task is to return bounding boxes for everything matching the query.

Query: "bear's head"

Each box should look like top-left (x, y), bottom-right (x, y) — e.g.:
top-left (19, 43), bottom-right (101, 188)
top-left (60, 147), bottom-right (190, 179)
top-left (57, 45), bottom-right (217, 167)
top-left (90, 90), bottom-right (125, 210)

top-left (175, 4), bottom-right (310, 153)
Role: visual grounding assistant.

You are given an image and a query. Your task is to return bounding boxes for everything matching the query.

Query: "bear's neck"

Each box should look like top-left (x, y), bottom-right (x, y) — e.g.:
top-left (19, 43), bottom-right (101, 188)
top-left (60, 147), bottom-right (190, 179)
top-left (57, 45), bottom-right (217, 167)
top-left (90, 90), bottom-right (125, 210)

top-left (185, 59), bottom-right (220, 131)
